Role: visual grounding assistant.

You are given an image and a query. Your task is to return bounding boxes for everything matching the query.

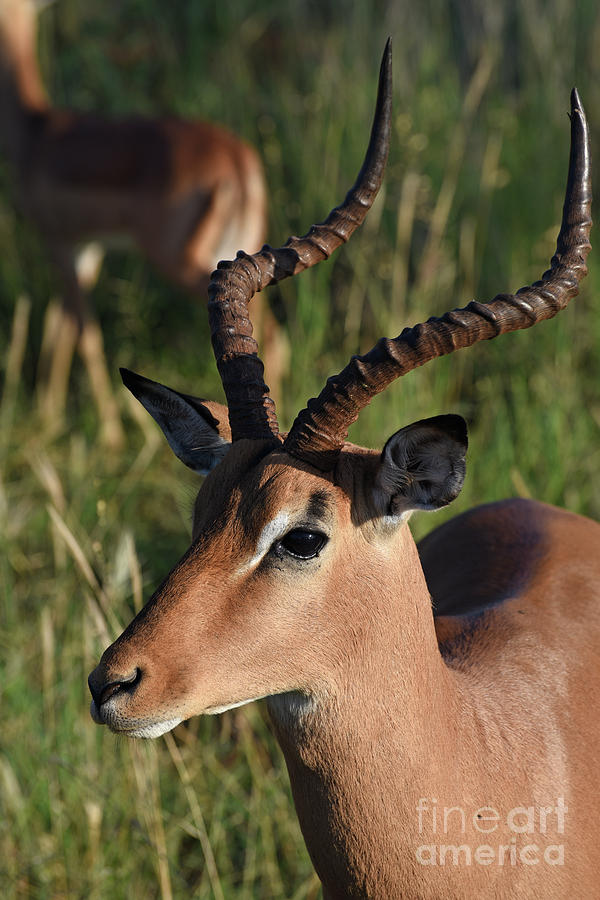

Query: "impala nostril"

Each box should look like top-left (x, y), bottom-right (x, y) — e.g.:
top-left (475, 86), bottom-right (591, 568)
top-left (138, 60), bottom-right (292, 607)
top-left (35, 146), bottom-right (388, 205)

top-left (99, 681), bottom-right (119, 705)
top-left (90, 667), bottom-right (142, 708)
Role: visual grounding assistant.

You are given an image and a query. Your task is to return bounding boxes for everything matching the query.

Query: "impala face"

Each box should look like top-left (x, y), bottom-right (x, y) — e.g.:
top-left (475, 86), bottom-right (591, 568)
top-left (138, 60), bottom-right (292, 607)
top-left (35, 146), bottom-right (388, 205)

top-left (89, 442), bottom-right (343, 737)
top-left (88, 408), bottom-right (468, 738)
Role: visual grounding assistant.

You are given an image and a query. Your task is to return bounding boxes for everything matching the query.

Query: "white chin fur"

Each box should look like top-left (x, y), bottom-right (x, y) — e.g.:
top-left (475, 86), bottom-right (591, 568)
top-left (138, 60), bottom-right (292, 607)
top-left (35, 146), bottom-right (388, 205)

top-left (89, 699), bottom-right (182, 739)
top-left (122, 718), bottom-right (183, 739)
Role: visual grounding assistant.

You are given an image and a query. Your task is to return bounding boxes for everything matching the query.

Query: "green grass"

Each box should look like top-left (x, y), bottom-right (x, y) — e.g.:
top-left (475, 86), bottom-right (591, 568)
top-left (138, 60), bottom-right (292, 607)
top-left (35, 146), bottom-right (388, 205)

top-left (1, 0), bottom-right (600, 896)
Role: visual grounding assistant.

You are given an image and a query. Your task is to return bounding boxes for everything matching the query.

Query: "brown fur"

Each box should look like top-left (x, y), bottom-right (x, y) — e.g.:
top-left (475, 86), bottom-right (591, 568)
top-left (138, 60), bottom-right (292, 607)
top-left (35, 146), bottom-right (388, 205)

top-left (90, 432), bottom-right (600, 897)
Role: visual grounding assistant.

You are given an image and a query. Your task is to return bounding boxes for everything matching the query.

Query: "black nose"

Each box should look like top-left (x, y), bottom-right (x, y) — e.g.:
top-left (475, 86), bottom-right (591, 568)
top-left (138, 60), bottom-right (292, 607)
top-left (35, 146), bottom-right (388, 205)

top-left (88, 666), bottom-right (141, 708)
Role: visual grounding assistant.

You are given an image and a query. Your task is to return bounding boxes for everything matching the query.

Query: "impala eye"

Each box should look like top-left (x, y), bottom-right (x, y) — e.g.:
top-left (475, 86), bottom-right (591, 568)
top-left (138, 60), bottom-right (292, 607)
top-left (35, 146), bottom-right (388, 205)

top-left (277, 529), bottom-right (327, 560)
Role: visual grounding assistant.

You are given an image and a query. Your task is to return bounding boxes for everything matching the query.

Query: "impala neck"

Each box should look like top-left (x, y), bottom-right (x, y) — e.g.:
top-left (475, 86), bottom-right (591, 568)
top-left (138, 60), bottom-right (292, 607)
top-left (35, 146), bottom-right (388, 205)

top-left (268, 524), bottom-right (460, 896)
top-left (0, 2), bottom-right (48, 164)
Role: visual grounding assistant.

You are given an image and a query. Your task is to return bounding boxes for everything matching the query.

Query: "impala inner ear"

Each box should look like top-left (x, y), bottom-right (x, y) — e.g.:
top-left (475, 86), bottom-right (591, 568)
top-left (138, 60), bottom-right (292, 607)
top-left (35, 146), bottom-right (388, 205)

top-left (374, 415), bottom-right (468, 519)
top-left (120, 368), bottom-right (231, 475)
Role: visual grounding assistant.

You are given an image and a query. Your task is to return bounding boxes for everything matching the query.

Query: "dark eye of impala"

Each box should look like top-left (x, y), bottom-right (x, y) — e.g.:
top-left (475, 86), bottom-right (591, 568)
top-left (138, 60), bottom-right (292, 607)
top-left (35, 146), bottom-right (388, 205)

top-left (276, 529), bottom-right (327, 560)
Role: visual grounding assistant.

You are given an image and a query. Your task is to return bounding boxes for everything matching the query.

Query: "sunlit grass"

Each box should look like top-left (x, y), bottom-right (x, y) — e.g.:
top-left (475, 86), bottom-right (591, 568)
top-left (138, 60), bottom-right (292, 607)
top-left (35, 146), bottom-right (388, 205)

top-left (1, 0), bottom-right (599, 896)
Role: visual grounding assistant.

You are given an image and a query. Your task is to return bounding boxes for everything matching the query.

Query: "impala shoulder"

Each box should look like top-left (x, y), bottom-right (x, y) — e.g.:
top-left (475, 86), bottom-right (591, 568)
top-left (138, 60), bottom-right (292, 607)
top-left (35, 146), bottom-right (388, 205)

top-left (421, 497), bottom-right (600, 620)
top-left (420, 499), bottom-right (551, 616)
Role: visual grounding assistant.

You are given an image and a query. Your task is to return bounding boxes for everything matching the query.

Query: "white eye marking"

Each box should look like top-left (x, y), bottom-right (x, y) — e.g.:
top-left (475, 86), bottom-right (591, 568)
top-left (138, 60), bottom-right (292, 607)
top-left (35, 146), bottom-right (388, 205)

top-left (237, 512), bottom-right (290, 575)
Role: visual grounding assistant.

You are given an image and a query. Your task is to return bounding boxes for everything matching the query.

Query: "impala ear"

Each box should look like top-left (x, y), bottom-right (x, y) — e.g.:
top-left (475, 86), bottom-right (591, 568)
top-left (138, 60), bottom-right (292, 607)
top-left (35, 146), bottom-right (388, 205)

top-left (120, 368), bottom-right (231, 475)
top-left (374, 415), bottom-right (467, 520)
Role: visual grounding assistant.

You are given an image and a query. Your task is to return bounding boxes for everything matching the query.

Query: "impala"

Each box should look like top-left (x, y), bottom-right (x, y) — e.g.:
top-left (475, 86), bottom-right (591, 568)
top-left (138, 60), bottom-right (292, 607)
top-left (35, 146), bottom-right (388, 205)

top-left (89, 42), bottom-right (598, 897)
top-left (0, 0), bottom-right (284, 447)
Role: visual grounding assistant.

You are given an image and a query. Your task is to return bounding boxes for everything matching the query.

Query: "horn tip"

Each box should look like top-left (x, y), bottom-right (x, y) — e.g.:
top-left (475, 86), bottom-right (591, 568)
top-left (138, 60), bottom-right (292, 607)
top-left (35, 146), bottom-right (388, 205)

top-left (570, 87), bottom-right (585, 119)
top-left (381, 37), bottom-right (392, 79)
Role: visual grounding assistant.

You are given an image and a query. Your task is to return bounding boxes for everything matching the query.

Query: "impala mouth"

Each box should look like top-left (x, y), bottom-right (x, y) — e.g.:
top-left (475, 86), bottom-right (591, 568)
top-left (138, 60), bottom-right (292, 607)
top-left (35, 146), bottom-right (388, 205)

top-left (89, 698), bottom-right (182, 739)
top-left (89, 698), bottom-right (104, 725)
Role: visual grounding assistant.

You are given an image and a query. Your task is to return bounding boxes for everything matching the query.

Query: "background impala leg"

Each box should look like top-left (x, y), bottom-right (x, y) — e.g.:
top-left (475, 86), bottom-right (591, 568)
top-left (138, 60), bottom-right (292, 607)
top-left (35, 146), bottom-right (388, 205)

top-left (39, 243), bottom-right (124, 449)
top-left (37, 297), bottom-right (78, 437)
top-left (73, 242), bottom-right (125, 449)
top-left (77, 316), bottom-right (124, 451)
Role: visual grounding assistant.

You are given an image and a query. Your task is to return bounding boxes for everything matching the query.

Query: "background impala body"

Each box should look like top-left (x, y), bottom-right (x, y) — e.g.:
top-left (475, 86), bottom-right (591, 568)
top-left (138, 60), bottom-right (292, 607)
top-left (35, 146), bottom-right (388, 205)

top-left (89, 43), bottom-right (598, 897)
top-left (0, 0), bottom-right (280, 447)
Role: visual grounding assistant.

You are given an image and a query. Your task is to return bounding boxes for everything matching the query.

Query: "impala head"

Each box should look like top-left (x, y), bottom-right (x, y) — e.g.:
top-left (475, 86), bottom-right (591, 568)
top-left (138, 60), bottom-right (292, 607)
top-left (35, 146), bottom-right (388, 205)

top-left (88, 43), bottom-right (591, 739)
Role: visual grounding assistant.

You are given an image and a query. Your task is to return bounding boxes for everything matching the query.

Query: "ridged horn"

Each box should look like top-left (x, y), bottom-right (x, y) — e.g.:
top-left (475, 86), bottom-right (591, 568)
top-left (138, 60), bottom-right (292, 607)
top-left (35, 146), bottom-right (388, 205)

top-left (207, 38), bottom-right (393, 442)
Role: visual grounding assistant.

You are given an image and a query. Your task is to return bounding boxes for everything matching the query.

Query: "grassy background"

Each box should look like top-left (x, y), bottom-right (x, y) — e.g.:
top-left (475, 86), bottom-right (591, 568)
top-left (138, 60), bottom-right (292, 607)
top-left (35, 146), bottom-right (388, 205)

top-left (1, 0), bottom-right (599, 896)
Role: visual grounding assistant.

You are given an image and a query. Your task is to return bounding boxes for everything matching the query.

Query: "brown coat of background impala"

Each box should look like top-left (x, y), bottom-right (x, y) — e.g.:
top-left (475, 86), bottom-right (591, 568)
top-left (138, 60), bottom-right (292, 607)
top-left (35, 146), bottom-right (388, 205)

top-left (0, 0), bottom-right (285, 448)
top-left (88, 42), bottom-right (599, 898)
